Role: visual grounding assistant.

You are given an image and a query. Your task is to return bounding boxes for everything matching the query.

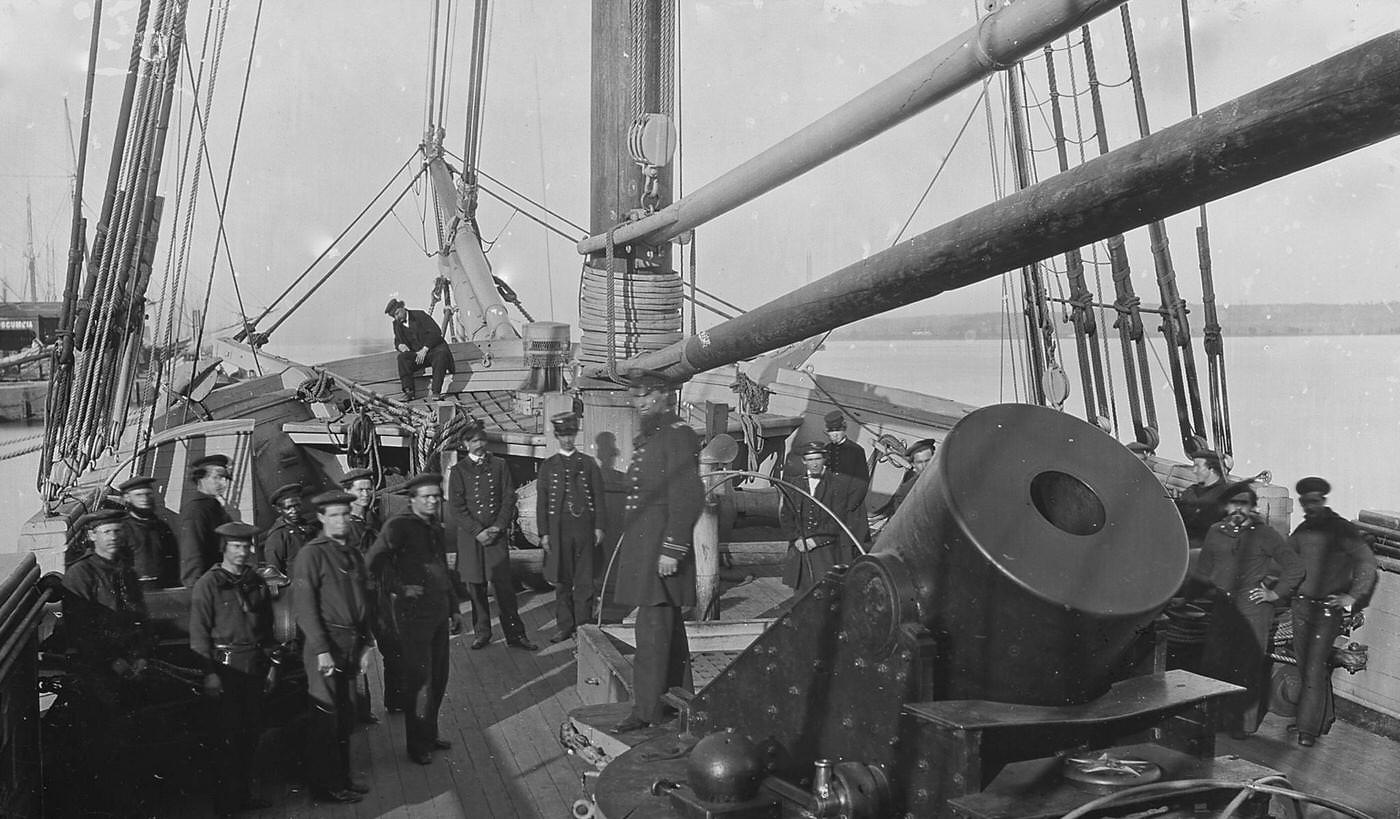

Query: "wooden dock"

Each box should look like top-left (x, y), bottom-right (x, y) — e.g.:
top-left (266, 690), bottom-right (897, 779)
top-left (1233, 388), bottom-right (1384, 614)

top-left (64, 572), bottom-right (1400, 818)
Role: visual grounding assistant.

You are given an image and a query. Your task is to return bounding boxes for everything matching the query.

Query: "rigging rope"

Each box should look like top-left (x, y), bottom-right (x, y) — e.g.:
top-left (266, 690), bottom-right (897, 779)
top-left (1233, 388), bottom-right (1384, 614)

top-left (1081, 24), bottom-right (1157, 445)
top-left (186, 0), bottom-right (263, 409)
top-left (1120, 4), bottom-right (1207, 452)
top-left (260, 166), bottom-right (429, 341)
top-left (243, 152), bottom-right (417, 338)
top-left (1180, 0), bottom-right (1232, 455)
top-left (141, 16), bottom-right (220, 455)
top-left (1043, 43), bottom-right (1111, 424)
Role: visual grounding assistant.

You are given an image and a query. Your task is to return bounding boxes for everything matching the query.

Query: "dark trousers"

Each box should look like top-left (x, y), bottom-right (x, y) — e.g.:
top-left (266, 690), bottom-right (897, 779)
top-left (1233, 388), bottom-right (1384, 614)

top-left (554, 523), bottom-right (598, 636)
top-left (1292, 597), bottom-right (1342, 738)
top-left (631, 604), bottom-right (691, 724)
top-left (396, 344), bottom-right (454, 395)
top-left (400, 618), bottom-right (450, 757)
top-left (210, 668), bottom-right (265, 813)
top-left (467, 558), bottom-right (526, 642)
top-left (1201, 591), bottom-right (1274, 733)
top-left (304, 647), bottom-right (357, 794)
top-left (366, 620), bottom-right (403, 713)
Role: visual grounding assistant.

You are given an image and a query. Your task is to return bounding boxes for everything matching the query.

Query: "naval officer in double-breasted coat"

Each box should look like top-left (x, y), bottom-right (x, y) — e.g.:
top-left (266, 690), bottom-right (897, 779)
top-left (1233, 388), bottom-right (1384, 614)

top-left (613, 369), bottom-right (705, 732)
top-left (447, 417), bottom-right (537, 651)
top-left (780, 441), bottom-right (865, 594)
top-left (536, 411), bottom-right (607, 642)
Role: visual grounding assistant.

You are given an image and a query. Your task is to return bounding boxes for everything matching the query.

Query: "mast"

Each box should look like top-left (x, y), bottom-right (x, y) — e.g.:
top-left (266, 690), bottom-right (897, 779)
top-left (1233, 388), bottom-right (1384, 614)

top-left (23, 192), bottom-right (38, 303)
top-left (420, 0), bottom-right (517, 342)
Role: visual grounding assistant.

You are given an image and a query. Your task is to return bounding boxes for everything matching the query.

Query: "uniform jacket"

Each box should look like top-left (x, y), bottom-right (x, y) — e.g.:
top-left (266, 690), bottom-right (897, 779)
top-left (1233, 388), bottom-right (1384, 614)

top-left (1176, 481), bottom-right (1233, 543)
top-left (616, 411), bottom-right (704, 607)
top-left (189, 565), bottom-right (274, 675)
top-left (536, 450), bottom-right (606, 583)
top-left (1192, 515), bottom-right (1304, 598)
top-left (63, 552), bottom-right (149, 668)
top-left (179, 491), bottom-right (231, 587)
top-left (1290, 508), bottom-right (1379, 603)
top-left (292, 534), bottom-right (372, 661)
top-left (123, 510), bottom-right (179, 585)
top-left (393, 309), bottom-right (448, 353)
top-left (825, 438), bottom-right (869, 484)
top-left (265, 517), bottom-right (319, 576)
top-left (448, 453), bottom-right (515, 584)
top-left (780, 469), bottom-right (864, 589)
top-left (366, 511), bottom-right (459, 631)
top-left (348, 512), bottom-right (380, 556)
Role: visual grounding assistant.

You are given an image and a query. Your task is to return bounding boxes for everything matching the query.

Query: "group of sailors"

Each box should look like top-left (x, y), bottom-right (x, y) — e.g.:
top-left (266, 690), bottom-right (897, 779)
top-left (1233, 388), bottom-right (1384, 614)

top-left (776, 415), bottom-right (1380, 752)
top-left (776, 409), bottom-right (937, 594)
top-left (1170, 449), bottom-right (1377, 748)
top-left (55, 373), bottom-right (688, 814)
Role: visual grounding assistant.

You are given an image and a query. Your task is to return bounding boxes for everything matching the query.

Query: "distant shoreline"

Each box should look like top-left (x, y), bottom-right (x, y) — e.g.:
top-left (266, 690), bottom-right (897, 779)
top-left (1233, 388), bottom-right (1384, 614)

top-left (830, 302), bottom-right (1400, 341)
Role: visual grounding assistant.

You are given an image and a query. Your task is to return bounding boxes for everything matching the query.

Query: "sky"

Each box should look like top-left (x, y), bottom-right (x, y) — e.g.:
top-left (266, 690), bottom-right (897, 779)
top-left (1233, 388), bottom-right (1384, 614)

top-left (1, 0), bottom-right (1398, 353)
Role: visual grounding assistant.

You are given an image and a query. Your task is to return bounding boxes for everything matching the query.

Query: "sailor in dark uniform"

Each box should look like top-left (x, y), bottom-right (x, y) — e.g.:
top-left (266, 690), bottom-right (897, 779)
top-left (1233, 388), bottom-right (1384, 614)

top-left (62, 508), bottom-right (152, 811)
top-left (868, 438), bottom-right (935, 538)
top-left (118, 475), bottom-right (179, 588)
top-left (536, 411), bottom-right (607, 643)
top-left (342, 467), bottom-right (393, 720)
top-left (366, 473), bottom-right (462, 765)
top-left (189, 522), bottom-right (276, 816)
top-left (821, 410), bottom-right (870, 544)
top-left (180, 453), bottom-right (233, 587)
top-left (613, 368), bottom-right (705, 733)
top-left (265, 482), bottom-right (317, 575)
top-left (292, 490), bottom-right (373, 804)
top-left (343, 467), bottom-right (384, 548)
top-left (448, 417), bottom-right (537, 651)
top-left (65, 508), bottom-right (151, 681)
top-left (1175, 449), bottom-right (1233, 548)
top-left (386, 297), bottom-right (456, 401)
top-left (1288, 476), bottom-right (1378, 747)
top-left (781, 441), bottom-right (865, 594)
top-left (822, 410), bottom-right (869, 487)
top-left (1189, 483), bottom-right (1304, 739)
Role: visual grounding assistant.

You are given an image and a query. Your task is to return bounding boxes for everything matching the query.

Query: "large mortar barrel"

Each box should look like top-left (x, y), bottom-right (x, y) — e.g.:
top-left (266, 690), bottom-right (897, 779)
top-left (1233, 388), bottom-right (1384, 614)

top-left (872, 403), bottom-right (1186, 706)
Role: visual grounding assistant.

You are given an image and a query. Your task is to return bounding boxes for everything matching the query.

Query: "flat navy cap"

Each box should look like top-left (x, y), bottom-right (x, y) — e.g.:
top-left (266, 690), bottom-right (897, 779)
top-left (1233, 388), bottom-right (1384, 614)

top-left (309, 489), bottom-right (356, 509)
top-left (270, 483), bottom-right (304, 506)
top-left (191, 454), bottom-right (230, 471)
top-left (823, 410), bottom-right (846, 431)
top-left (1296, 476), bottom-right (1331, 497)
top-left (550, 411), bottom-right (581, 435)
top-left (339, 467), bottom-right (375, 487)
top-left (400, 473), bottom-right (443, 494)
top-left (73, 509), bottom-right (125, 532)
top-left (117, 475), bottom-right (158, 493)
top-left (619, 368), bottom-right (670, 392)
top-left (215, 521), bottom-right (259, 541)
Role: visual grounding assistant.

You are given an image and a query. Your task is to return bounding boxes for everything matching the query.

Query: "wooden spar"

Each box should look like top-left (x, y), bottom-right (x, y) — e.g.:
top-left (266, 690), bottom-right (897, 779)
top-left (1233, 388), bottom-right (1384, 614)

top-left (423, 151), bottom-right (518, 339)
top-left (586, 32), bottom-right (1400, 382)
top-left (575, 0), bottom-right (1128, 256)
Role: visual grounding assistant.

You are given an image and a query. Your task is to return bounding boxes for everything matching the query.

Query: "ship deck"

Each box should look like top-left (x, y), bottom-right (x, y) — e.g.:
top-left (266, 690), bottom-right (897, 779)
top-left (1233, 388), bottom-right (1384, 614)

top-left (119, 576), bottom-right (1399, 818)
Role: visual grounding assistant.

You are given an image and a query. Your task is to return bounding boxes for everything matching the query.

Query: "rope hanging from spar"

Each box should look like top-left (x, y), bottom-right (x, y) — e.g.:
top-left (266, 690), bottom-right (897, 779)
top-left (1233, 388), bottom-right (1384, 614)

top-left (1081, 24), bottom-right (1158, 448)
top-left (1179, 0), bottom-right (1233, 456)
top-left (46, 0), bottom-right (189, 495)
top-left (140, 10), bottom-right (227, 457)
top-left (1043, 42), bottom-right (1111, 426)
top-left (1120, 4), bottom-right (1207, 453)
